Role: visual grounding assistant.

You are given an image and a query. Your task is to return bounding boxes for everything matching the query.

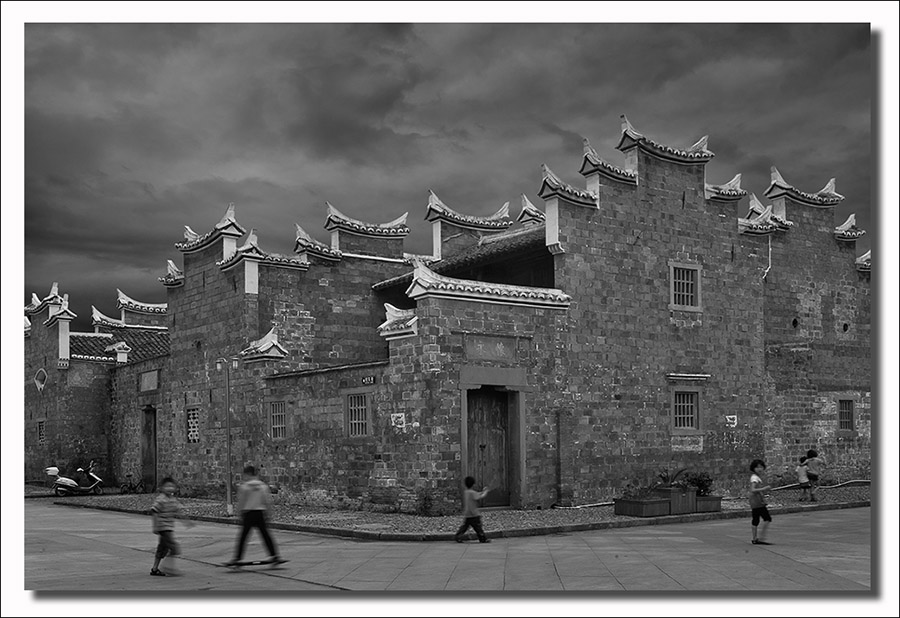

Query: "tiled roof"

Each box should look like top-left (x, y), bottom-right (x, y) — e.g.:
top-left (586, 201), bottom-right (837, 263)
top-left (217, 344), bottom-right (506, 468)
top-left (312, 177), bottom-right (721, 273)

top-left (616, 114), bottom-right (714, 163)
top-left (324, 202), bottom-right (410, 237)
top-left (538, 164), bottom-right (598, 207)
top-left (69, 330), bottom-right (169, 365)
top-left (579, 137), bottom-right (637, 184)
top-left (834, 214), bottom-right (866, 241)
top-left (425, 191), bottom-right (513, 230)
top-left (117, 289), bottom-right (167, 314)
top-left (705, 173), bottom-right (747, 201)
top-left (217, 229), bottom-right (309, 271)
top-left (295, 223), bottom-right (342, 261)
top-left (372, 224), bottom-right (547, 291)
top-left (175, 203), bottom-right (247, 252)
top-left (764, 167), bottom-right (844, 207)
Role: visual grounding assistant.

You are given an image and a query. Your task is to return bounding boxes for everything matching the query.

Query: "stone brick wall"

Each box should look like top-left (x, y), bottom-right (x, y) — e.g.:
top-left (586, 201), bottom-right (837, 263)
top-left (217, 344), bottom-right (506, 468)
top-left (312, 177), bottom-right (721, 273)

top-left (107, 356), bottom-right (166, 487)
top-left (24, 312), bottom-right (111, 483)
top-left (547, 149), bottom-right (770, 502)
top-left (761, 197), bottom-right (871, 482)
top-left (335, 232), bottom-right (404, 258)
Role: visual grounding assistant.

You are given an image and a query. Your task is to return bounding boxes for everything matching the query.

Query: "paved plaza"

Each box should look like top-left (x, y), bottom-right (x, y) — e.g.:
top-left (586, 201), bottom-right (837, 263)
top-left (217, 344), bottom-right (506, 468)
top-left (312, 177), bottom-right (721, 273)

top-left (23, 500), bottom-right (872, 592)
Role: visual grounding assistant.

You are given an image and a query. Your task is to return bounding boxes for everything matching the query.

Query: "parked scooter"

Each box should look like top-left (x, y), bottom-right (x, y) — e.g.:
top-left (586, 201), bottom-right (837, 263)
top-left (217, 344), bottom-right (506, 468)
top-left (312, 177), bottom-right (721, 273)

top-left (45, 460), bottom-right (103, 496)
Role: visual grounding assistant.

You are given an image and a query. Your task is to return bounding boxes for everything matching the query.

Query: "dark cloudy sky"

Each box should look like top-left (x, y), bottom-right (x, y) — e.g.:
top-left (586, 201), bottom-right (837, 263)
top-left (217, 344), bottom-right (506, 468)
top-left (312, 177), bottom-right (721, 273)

top-left (21, 22), bottom-right (876, 329)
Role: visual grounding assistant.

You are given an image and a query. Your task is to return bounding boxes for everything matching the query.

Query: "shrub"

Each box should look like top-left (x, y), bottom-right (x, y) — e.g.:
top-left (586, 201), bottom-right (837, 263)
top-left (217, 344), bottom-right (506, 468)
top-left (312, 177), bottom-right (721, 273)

top-left (684, 471), bottom-right (714, 496)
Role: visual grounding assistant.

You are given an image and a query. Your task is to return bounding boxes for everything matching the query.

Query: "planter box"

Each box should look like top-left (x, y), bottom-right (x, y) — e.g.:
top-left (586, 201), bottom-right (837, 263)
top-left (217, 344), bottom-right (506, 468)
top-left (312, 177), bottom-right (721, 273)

top-left (653, 487), bottom-right (697, 514)
top-left (614, 498), bottom-right (670, 518)
top-left (694, 495), bottom-right (722, 512)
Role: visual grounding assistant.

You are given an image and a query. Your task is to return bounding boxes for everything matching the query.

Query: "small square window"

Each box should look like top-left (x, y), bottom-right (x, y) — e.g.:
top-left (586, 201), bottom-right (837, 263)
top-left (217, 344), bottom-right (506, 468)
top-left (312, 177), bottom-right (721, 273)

top-left (186, 408), bottom-right (201, 444)
top-left (839, 400), bottom-right (854, 430)
top-left (38, 420), bottom-right (46, 445)
top-left (669, 261), bottom-right (702, 312)
top-left (270, 402), bottom-right (286, 440)
top-left (346, 393), bottom-right (370, 437)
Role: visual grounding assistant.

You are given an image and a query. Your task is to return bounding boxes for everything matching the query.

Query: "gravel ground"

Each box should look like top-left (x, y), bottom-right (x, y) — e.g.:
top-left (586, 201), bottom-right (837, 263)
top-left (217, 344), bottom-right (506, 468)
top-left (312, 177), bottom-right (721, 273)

top-left (31, 483), bottom-right (870, 536)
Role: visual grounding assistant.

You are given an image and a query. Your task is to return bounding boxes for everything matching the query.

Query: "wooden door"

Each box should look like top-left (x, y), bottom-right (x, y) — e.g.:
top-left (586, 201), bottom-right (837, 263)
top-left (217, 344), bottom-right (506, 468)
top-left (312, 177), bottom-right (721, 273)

top-left (141, 406), bottom-right (157, 490)
top-left (467, 387), bottom-right (510, 507)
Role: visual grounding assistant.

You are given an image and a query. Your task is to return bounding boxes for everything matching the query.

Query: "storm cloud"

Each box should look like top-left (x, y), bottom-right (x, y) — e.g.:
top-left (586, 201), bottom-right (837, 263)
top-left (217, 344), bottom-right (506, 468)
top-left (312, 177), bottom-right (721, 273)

top-left (23, 23), bottom-right (873, 330)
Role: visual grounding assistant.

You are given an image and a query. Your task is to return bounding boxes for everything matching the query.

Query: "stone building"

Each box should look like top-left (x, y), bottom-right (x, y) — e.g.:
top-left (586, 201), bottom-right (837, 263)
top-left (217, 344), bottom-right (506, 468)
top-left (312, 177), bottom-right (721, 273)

top-left (23, 117), bottom-right (872, 513)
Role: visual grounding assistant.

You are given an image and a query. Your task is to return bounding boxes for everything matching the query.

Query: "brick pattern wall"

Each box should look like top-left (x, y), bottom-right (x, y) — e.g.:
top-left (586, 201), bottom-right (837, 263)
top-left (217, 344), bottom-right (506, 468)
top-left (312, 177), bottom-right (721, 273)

top-left (121, 308), bottom-right (167, 328)
top-left (762, 198), bottom-right (871, 483)
top-left (24, 313), bottom-right (111, 483)
top-left (335, 232), bottom-right (405, 258)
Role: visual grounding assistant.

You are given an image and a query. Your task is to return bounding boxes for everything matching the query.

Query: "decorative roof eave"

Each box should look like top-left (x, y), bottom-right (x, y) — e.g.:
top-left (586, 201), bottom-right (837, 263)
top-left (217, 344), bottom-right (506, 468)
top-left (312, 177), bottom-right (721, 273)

top-left (738, 218), bottom-right (778, 236)
top-left (43, 296), bottom-right (77, 326)
top-left (764, 167), bottom-right (844, 207)
top-left (25, 282), bottom-right (64, 315)
top-left (579, 138), bottom-right (638, 185)
top-left (324, 202), bottom-right (410, 238)
top-left (158, 260), bottom-right (184, 288)
top-left (294, 223), bottom-right (342, 262)
top-left (240, 326), bottom-right (289, 364)
top-left (174, 203), bottom-right (248, 253)
top-left (91, 306), bottom-right (168, 331)
top-left (834, 214), bottom-right (866, 241)
top-left (538, 164), bottom-right (598, 208)
top-left (855, 250), bottom-right (871, 273)
top-left (615, 115), bottom-right (714, 164)
top-left (104, 341), bottom-right (133, 353)
top-left (405, 261), bottom-right (571, 309)
top-left (402, 252), bottom-right (438, 265)
top-left (705, 173), bottom-right (748, 202)
top-left (25, 316), bottom-right (31, 337)
top-left (117, 289), bottom-right (167, 314)
top-left (377, 303), bottom-right (419, 341)
top-left (70, 354), bottom-right (117, 364)
top-left (425, 190), bottom-right (513, 230)
top-left (516, 194), bottom-right (546, 225)
top-left (216, 229), bottom-right (310, 272)
top-left (747, 194), bottom-right (794, 231)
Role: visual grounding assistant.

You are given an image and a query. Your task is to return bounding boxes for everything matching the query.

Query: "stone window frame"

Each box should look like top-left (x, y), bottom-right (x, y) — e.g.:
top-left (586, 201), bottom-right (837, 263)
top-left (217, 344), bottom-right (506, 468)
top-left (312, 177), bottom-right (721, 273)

top-left (269, 401), bottom-right (287, 440)
top-left (343, 387), bottom-right (373, 438)
top-left (668, 260), bottom-right (703, 312)
top-left (838, 398), bottom-right (855, 431)
top-left (670, 386), bottom-right (702, 435)
top-left (186, 407), bottom-right (201, 444)
top-left (38, 420), bottom-right (46, 445)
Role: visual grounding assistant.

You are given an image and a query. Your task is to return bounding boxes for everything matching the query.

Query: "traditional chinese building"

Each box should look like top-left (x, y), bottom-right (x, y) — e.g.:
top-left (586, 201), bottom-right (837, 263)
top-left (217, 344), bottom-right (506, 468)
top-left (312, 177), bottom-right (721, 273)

top-left (24, 116), bottom-right (872, 513)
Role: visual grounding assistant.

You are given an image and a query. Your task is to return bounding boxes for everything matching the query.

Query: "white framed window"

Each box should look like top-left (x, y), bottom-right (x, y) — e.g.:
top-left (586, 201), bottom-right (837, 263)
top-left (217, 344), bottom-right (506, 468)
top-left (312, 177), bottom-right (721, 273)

top-left (346, 392), bottom-right (371, 437)
top-left (839, 400), bottom-right (854, 430)
top-left (38, 420), bottom-right (46, 445)
top-left (669, 261), bottom-right (702, 312)
top-left (270, 402), bottom-right (286, 440)
top-left (671, 389), bottom-right (700, 432)
top-left (186, 408), bottom-right (200, 444)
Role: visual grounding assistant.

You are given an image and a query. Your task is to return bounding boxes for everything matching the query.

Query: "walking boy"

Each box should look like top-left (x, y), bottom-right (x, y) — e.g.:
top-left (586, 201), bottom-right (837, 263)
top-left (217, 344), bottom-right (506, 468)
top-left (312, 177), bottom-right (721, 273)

top-left (454, 476), bottom-right (491, 543)
top-left (749, 459), bottom-right (773, 545)
top-left (796, 455), bottom-right (811, 501)
top-left (226, 465), bottom-right (285, 566)
top-left (149, 476), bottom-right (194, 576)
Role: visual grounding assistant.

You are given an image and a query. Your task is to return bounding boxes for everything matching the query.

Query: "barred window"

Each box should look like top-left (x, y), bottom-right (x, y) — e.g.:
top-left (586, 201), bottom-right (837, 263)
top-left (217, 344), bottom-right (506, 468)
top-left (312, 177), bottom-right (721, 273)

top-left (38, 420), bottom-right (46, 445)
top-left (346, 393), bottom-right (369, 437)
top-left (186, 408), bottom-right (200, 444)
top-left (270, 402), bottom-right (286, 440)
top-left (839, 400), bottom-right (854, 430)
top-left (669, 261), bottom-right (702, 311)
top-left (673, 391), bottom-right (698, 430)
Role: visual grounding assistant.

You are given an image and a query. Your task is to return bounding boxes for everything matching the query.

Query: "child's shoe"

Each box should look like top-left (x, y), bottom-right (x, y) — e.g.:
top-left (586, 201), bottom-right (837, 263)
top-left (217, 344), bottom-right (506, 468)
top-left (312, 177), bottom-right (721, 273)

top-left (150, 568), bottom-right (168, 577)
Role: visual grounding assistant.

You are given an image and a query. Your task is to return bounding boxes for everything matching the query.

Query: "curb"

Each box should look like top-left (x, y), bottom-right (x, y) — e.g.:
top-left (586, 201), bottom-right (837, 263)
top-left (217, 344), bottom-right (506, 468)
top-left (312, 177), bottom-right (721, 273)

top-left (50, 499), bottom-right (871, 542)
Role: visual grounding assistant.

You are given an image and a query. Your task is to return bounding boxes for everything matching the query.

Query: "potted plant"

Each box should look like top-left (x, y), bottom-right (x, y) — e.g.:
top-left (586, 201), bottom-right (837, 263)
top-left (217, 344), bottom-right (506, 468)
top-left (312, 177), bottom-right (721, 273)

top-left (651, 467), bottom-right (696, 514)
top-left (685, 471), bottom-right (722, 512)
top-left (614, 481), bottom-right (670, 517)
